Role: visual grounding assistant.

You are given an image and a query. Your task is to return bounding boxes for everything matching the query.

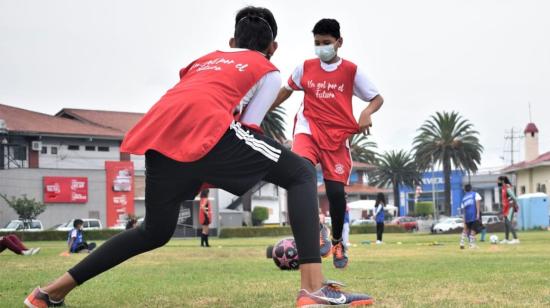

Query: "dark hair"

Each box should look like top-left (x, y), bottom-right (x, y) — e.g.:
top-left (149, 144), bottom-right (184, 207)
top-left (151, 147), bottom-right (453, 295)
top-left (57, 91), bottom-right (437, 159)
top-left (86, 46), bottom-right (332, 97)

top-left (498, 176), bottom-right (511, 185)
top-left (200, 189), bottom-right (209, 198)
top-left (464, 184), bottom-right (472, 192)
top-left (73, 219), bottom-right (83, 228)
top-left (234, 6), bottom-right (277, 52)
top-left (125, 218), bottom-right (138, 230)
top-left (375, 193), bottom-right (386, 208)
top-left (312, 18), bottom-right (341, 39)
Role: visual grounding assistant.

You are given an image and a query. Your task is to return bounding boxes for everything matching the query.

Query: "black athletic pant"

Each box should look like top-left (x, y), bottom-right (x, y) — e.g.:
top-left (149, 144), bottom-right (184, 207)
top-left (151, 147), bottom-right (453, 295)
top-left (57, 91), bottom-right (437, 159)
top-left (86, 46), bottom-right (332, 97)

top-left (68, 123), bottom-right (321, 285)
top-left (325, 180), bottom-right (346, 241)
top-left (376, 223), bottom-right (384, 241)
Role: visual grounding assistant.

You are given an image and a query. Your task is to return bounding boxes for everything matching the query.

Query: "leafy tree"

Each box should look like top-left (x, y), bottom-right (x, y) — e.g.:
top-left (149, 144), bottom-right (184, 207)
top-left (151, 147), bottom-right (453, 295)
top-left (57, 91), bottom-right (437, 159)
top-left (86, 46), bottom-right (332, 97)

top-left (349, 134), bottom-right (378, 164)
top-left (261, 106), bottom-right (287, 142)
top-left (413, 111), bottom-right (483, 215)
top-left (252, 206), bottom-right (269, 226)
top-left (369, 150), bottom-right (422, 216)
top-left (0, 194), bottom-right (46, 228)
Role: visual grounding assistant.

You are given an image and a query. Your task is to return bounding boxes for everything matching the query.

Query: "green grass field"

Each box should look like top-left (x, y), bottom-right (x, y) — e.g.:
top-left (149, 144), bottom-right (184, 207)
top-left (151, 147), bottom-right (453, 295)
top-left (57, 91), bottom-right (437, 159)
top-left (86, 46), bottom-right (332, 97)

top-left (1, 231), bottom-right (550, 307)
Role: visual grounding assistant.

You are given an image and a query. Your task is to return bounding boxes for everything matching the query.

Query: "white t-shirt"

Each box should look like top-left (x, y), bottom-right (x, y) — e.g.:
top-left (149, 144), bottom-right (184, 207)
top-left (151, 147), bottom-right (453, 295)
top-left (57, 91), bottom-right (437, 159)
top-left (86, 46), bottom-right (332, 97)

top-left (285, 59), bottom-right (380, 136)
top-left (217, 48), bottom-right (282, 128)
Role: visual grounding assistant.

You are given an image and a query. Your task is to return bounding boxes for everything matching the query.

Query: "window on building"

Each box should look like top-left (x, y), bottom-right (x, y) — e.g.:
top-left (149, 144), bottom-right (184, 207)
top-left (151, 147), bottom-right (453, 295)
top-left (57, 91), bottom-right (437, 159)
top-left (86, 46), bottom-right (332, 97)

top-left (520, 186), bottom-right (526, 194)
top-left (542, 184), bottom-right (547, 193)
top-left (98, 146), bottom-right (109, 152)
top-left (85, 145), bottom-right (96, 151)
top-left (537, 183), bottom-right (542, 193)
top-left (51, 147), bottom-right (58, 155)
top-left (68, 145), bottom-right (80, 151)
top-left (41, 146), bottom-right (47, 154)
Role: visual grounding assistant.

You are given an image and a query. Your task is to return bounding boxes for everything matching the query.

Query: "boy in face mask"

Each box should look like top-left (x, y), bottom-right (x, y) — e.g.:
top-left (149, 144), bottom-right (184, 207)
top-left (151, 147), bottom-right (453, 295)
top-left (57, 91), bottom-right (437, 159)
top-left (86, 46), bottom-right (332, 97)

top-left (271, 18), bottom-right (384, 269)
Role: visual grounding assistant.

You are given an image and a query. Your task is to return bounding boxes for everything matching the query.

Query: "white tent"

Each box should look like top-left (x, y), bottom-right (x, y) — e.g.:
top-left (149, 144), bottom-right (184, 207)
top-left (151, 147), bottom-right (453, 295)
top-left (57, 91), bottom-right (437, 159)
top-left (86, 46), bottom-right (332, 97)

top-left (347, 200), bottom-right (397, 221)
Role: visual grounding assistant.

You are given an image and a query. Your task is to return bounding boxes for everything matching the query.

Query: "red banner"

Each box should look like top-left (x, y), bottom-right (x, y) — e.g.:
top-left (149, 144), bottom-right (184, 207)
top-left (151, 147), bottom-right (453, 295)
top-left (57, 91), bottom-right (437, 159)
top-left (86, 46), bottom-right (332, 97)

top-left (105, 161), bottom-right (135, 227)
top-left (43, 177), bottom-right (88, 203)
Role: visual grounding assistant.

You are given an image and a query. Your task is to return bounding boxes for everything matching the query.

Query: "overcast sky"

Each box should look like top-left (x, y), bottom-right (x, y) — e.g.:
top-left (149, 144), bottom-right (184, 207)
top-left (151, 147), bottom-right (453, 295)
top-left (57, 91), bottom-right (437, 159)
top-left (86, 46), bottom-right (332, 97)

top-left (1, 0), bottom-right (549, 169)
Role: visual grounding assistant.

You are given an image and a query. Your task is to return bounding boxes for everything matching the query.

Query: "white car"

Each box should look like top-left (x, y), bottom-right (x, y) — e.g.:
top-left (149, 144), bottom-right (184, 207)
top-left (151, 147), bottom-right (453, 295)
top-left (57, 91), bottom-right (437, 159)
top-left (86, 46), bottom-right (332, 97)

top-left (351, 219), bottom-right (375, 226)
top-left (56, 219), bottom-right (103, 231)
top-left (432, 217), bottom-right (464, 233)
top-left (482, 215), bottom-right (501, 225)
top-left (0, 219), bottom-right (44, 232)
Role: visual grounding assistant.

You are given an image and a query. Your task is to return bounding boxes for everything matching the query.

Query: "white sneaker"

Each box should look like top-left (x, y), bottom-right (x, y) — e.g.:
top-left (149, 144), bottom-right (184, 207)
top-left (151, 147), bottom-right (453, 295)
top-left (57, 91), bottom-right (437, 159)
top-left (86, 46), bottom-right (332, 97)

top-left (31, 247), bottom-right (41, 255)
top-left (376, 240), bottom-right (382, 245)
top-left (509, 239), bottom-right (520, 244)
top-left (500, 239), bottom-right (509, 244)
top-left (22, 249), bottom-right (33, 256)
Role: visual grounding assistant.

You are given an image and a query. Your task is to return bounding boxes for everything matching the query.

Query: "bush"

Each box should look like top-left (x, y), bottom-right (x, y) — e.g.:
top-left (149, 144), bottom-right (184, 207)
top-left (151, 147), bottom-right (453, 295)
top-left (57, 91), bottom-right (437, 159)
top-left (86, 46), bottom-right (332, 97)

top-left (415, 202), bottom-right (434, 217)
top-left (350, 224), bottom-right (406, 234)
top-left (219, 226), bottom-right (292, 238)
top-left (219, 224), bottom-right (406, 238)
top-left (0, 229), bottom-right (123, 241)
top-left (251, 206), bottom-right (269, 226)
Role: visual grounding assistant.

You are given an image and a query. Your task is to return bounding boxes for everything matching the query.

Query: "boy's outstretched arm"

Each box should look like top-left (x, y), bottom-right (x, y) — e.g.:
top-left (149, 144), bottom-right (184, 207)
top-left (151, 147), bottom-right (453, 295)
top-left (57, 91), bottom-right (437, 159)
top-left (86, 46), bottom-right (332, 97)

top-left (269, 87), bottom-right (293, 111)
top-left (358, 94), bottom-right (384, 135)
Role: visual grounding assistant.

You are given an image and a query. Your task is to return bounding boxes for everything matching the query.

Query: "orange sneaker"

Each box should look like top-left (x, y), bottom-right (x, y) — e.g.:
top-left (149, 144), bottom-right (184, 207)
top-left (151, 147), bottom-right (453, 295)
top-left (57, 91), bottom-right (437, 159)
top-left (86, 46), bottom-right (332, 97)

top-left (24, 287), bottom-right (64, 307)
top-left (332, 239), bottom-right (348, 269)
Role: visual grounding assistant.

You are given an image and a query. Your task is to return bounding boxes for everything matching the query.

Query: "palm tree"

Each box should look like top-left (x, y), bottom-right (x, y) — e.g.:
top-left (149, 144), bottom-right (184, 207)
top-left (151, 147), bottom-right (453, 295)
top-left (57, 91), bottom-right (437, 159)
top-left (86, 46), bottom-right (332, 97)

top-left (349, 134), bottom-right (378, 164)
top-left (412, 111), bottom-right (483, 216)
top-left (369, 150), bottom-right (422, 216)
top-left (261, 106), bottom-right (287, 142)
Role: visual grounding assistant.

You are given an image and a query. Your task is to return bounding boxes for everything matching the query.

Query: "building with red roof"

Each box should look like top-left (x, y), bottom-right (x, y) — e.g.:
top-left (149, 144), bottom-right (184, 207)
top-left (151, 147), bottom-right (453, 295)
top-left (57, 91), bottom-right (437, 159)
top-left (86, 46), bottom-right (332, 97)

top-left (502, 122), bottom-right (550, 195)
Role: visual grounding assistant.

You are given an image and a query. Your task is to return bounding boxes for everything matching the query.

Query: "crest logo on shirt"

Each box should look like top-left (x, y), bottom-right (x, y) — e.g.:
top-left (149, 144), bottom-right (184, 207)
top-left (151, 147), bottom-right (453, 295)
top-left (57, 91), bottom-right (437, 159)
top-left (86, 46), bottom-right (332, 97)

top-left (335, 163), bottom-right (345, 175)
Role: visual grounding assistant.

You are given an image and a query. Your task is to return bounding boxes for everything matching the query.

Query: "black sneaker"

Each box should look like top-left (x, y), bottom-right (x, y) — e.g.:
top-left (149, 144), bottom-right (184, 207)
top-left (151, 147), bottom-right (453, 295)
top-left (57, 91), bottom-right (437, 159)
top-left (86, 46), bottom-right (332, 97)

top-left (320, 224), bottom-right (332, 258)
top-left (296, 280), bottom-right (374, 307)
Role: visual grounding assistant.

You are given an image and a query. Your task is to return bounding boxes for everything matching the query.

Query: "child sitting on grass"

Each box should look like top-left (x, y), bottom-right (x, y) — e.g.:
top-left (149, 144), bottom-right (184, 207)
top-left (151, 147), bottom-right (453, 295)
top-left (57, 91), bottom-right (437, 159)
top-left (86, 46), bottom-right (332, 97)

top-left (68, 219), bottom-right (96, 253)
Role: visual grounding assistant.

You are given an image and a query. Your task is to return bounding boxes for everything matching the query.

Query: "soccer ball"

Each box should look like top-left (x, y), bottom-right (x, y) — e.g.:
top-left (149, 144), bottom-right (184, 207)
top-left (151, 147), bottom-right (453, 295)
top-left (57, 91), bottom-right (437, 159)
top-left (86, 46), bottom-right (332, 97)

top-left (269, 237), bottom-right (300, 270)
top-left (490, 235), bottom-right (499, 244)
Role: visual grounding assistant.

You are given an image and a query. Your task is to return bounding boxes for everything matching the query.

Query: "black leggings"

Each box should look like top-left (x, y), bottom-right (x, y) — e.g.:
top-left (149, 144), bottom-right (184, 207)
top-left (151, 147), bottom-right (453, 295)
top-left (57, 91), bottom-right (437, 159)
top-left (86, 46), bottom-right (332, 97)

top-left (376, 223), bottom-right (384, 241)
top-left (68, 127), bottom-right (321, 285)
top-left (325, 180), bottom-right (346, 241)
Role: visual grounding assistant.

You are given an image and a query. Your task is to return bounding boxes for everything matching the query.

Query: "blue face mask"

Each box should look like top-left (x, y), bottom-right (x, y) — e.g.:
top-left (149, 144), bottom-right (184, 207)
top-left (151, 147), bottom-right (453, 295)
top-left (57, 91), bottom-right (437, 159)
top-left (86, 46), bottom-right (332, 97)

top-left (314, 44), bottom-right (336, 62)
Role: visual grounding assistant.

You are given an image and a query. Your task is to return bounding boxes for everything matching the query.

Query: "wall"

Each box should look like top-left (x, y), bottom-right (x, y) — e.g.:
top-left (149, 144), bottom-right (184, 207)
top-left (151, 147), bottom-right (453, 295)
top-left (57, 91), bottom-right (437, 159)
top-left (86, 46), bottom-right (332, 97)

top-left (0, 168), bottom-right (107, 228)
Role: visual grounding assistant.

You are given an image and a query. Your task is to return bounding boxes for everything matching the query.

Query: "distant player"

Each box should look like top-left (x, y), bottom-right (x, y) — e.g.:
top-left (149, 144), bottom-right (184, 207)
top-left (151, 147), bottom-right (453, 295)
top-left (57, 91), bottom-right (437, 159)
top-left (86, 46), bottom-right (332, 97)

top-left (459, 184), bottom-right (482, 249)
top-left (498, 176), bottom-right (520, 244)
top-left (271, 18), bottom-right (384, 268)
top-left (24, 7), bottom-right (374, 307)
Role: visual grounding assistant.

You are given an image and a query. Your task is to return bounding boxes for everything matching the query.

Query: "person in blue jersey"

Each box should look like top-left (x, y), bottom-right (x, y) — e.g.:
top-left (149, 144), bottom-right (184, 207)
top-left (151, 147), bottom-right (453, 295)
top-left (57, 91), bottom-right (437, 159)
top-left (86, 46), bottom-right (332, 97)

top-left (373, 193), bottom-right (386, 244)
top-left (459, 184), bottom-right (482, 249)
top-left (67, 219), bottom-right (96, 254)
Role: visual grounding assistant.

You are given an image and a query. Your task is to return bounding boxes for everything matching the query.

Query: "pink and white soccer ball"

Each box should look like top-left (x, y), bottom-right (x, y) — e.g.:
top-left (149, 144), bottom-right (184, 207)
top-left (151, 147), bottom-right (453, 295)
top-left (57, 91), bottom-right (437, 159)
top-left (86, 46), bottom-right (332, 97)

top-left (272, 237), bottom-right (300, 270)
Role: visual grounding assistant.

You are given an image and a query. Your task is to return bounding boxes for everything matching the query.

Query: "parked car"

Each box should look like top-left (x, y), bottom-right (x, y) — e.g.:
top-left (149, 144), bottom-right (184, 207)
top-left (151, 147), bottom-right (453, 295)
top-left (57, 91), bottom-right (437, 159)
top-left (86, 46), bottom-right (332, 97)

top-left (351, 219), bottom-right (375, 226)
top-left (391, 217), bottom-right (418, 231)
top-left (56, 218), bottom-right (103, 231)
top-left (432, 217), bottom-right (464, 233)
top-left (0, 219), bottom-right (44, 232)
top-left (482, 215), bottom-right (501, 225)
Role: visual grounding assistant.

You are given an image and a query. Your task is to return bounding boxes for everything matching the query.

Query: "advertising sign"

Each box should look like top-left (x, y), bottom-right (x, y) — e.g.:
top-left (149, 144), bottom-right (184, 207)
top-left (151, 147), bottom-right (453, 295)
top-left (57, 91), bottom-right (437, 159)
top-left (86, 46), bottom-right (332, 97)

top-left (43, 177), bottom-right (88, 203)
top-left (105, 161), bottom-right (135, 227)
